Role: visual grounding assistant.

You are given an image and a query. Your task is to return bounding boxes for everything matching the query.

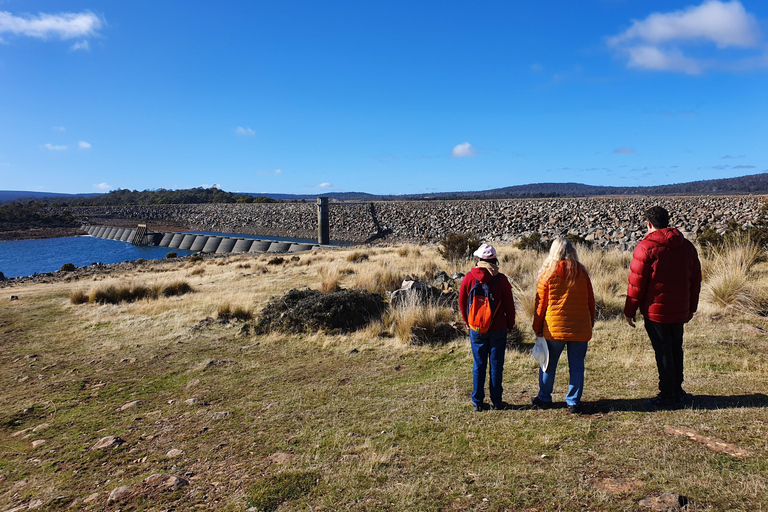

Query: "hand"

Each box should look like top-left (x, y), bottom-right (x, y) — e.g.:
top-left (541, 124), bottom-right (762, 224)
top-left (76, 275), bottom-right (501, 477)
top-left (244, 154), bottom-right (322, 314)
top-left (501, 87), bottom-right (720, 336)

top-left (625, 315), bottom-right (635, 328)
top-left (535, 332), bottom-right (543, 338)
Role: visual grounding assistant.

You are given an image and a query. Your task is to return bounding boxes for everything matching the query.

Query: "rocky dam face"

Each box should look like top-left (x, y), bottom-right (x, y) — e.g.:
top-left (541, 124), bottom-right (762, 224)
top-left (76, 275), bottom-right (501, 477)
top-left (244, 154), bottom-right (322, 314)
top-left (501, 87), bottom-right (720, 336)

top-left (57, 195), bottom-right (766, 249)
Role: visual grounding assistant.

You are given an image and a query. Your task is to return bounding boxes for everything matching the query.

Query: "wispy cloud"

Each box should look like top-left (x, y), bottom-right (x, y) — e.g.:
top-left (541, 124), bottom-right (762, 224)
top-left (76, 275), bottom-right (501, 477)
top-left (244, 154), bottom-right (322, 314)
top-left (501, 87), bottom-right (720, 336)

top-left (612, 147), bottom-right (636, 154)
top-left (608, 1), bottom-right (764, 74)
top-left (316, 182), bottom-right (332, 189)
top-left (0, 10), bottom-right (103, 40)
top-left (235, 126), bottom-right (255, 136)
top-left (257, 169), bottom-right (282, 175)
top-left (732, 165), bottom-right (756, 169)
top-left (53, 126), bottom-right (65, 132)
top-left (43, 143), bottom-right (67, 151)
top-left (93, 182), bottom-right (111, 190)
top-left (531, 63), bottom-right (543, 72)
top-left (451, 142), bottom-right (477, 158)
top-left (78, 140), bottom-right (91, 149)
top-left (70, 40), bottom-right (89, 51)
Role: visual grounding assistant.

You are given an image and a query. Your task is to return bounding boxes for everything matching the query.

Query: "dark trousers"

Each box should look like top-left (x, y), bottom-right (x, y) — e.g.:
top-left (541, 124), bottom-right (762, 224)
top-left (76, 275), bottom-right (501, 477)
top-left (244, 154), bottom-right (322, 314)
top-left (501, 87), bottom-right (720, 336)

top-left (644, 319), bottom-right (685, 399)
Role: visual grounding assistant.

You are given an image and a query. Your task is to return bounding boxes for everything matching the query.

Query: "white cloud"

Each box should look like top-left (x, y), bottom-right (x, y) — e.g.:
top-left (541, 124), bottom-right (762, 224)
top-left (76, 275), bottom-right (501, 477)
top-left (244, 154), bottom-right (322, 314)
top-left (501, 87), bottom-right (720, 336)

top-left (316, 182), bottom-right (332, 188)
top-left (608, 1), bottom-right (764, 74)
top-left (94, 182), bottom-right (111, 190)
top-left (70, 39), bottom-right (89, 51)
top-left (274, 168), bottom-right (282, 174)
top-left (78, 140), bottom-right (91, 149)
top-left (0, 10), bottom-right (102, 40)
top-left (235, 126), bottom-right (255, 136)
top-left (451, 142), bottom-right (477, 158)
top-left (53, 126), bottom-right (65, 132)
top-left (257, 168), bottom-right (282, 176)
top-left (44, 143), bottom-right (67, 151)
top-left (613, 147), bottom-right (636, 154)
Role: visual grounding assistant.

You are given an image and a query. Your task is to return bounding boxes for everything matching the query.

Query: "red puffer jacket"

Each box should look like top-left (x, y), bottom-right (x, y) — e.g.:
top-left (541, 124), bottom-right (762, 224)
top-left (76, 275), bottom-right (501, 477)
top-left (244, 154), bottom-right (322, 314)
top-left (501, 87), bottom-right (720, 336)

top-left (459, 267), bottom-right (516, 331)
top-left (624, 228), bottom-right (702, 324)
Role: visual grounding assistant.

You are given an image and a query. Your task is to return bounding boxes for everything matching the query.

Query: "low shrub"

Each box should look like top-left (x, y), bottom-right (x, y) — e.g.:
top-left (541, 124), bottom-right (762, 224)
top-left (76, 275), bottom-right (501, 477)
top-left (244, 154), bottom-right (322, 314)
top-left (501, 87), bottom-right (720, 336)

top-left (158, 280), bottom-right (193, 297)
top-left (60, 262), bottom-right (76, 272)
top-left (165, 252), bottom-right (177, 259)
top-left (189, 267), bottom-right (205, 276)
top-left (254, 288), bottom-right (387, 334)
top-left (437, 232), bottom-right (481, 263)
top-left (516, 232), bottom-right (550, 252)
top-left (245, 471), bottom-right (319, 512)
top-left (268, 256), bottom-right (285, 265)
top-left (189, 253), bottom-right (203, 262)
top-left (217, 302), bottom-right (253, 321)
top-left (566, 233), bottom-right (593, 248)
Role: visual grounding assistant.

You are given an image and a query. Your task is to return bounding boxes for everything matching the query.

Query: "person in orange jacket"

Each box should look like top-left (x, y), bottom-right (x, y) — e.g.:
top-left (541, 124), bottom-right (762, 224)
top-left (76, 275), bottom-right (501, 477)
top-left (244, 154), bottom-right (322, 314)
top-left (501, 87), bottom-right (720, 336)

top-left (531, 238), bottom-right (595, 414)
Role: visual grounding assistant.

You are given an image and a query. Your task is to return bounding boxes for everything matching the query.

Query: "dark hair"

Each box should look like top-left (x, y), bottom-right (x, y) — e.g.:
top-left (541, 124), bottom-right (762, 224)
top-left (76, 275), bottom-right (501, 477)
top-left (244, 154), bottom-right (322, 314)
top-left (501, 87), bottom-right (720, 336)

top-left (480, 257), bottom-right (499, 265)
top-left (645, 206), bottom-right (670, 229)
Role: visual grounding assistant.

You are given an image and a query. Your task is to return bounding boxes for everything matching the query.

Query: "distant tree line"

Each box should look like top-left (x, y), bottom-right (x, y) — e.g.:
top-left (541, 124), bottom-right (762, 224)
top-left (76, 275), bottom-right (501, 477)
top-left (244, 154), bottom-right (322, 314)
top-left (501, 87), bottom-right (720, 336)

top-left (0, 202), bottom-right (77, 231)
top-left (66, 187), bottom-right (282, 206)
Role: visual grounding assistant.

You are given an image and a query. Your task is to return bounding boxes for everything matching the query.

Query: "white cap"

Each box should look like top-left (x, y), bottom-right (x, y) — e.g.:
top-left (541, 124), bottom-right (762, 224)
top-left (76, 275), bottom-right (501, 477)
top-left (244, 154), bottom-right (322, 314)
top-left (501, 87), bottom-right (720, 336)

top-left (473, 243), bottom-right (497, 260)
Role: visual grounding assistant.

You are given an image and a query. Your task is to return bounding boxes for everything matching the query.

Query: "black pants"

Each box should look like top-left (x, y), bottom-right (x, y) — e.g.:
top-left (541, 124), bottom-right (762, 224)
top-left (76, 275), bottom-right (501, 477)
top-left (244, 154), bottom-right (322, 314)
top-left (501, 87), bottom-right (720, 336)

top-left (644, 320), bottom-right (685, 399)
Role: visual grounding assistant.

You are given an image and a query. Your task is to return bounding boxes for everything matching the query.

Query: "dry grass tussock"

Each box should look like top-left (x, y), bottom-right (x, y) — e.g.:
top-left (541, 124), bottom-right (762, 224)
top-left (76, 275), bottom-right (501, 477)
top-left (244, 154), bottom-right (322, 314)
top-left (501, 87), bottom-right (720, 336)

top-left (71, 279), bottom-right (193, 305)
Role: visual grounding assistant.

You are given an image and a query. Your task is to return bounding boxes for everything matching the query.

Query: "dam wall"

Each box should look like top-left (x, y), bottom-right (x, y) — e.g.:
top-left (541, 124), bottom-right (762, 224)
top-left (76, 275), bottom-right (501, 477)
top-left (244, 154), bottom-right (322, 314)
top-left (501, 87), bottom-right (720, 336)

top-left (61, 195), bottom-right (766, 249)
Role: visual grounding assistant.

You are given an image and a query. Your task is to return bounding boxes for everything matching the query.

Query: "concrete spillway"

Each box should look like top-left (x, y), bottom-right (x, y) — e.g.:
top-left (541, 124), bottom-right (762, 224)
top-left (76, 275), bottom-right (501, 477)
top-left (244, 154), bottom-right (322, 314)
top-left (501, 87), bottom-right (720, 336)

top-left (83, 224), bottom-right (320, 255)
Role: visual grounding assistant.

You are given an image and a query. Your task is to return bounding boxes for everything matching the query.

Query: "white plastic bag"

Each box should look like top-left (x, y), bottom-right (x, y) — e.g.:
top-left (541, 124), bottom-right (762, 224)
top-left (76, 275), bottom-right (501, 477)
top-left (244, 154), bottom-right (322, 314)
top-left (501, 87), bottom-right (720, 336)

top-left (532, 336), bottom-right (549, 372)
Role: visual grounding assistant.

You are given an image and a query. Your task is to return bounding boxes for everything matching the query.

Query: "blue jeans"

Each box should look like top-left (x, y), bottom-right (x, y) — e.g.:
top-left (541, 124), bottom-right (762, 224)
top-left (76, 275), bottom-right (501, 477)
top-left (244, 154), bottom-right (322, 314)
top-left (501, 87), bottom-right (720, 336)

top-left (470, 329), bottom-right (507, 407)
top-left (537, 339), bottom-right (588, 406)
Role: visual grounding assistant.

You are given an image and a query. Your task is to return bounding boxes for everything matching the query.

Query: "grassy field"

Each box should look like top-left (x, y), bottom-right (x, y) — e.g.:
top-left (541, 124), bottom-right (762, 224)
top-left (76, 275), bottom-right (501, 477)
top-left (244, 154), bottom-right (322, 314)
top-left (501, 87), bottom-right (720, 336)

top-left (1, 243), bottom-right (767, 511)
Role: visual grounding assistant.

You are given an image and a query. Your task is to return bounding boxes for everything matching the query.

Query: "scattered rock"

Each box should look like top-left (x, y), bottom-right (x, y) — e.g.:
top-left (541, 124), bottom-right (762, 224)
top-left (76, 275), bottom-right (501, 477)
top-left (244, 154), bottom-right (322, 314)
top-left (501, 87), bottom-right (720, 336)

top-left (119, 400), bottom-right (140, 411)
top-left (83, 493), bottom-right (100, 503)
top-left (91, 435), bottom-right (125, 450)
top-left (166, 449), bottom-right (184, 458)
top-left (211, 411), bottom-right (229, 420)
top-left (587, 477), bottom-right (644, 494)
top-left (639, 492), bottom-right (689, 511)
top-left (107, 485), bottom-right (136, 503)
top-left (31, 440), bottom-right (46, 448)
top-left (184, 398), bottom-right (199, 405)
top-left (31, 423), bottom-right (50, 432)
top-left (268, 451), bottom-right (295, 464)
top-left (145, 473), bottom-right (189, 490)
top-left (186, 378), bottom-right (200, 388)
top-left (27, 499), bottom-right (43, 509)
top-left (10, 295), bottom-right (19, 301)
top-left (664, 425), bottom-right (751, 458)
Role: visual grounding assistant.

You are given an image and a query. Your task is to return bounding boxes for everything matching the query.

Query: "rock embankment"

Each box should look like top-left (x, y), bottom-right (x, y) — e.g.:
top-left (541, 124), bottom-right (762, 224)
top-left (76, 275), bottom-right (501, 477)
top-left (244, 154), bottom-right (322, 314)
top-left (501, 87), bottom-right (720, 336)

top-left (55, 195), bottom-right (766, 248)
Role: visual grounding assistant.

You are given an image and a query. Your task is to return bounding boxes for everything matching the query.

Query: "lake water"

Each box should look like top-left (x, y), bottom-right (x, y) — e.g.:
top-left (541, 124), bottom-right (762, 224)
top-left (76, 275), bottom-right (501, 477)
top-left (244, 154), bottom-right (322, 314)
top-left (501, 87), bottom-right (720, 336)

top-left (0, 236), bottom-right (194, 278)
top-left (0, 231), bottom-right (339, 278)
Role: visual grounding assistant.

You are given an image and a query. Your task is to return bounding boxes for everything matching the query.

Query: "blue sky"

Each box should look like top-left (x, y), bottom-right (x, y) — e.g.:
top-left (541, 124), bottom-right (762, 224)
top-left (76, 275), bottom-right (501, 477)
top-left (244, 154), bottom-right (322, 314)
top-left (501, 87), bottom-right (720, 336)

top-left (0, 0), bottom-right (767, 195)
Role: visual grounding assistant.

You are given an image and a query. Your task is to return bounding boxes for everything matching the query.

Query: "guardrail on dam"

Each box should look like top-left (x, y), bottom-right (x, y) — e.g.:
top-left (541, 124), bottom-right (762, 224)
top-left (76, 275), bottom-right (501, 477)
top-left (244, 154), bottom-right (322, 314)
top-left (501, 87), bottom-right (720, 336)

top-left (82, 224), bottom-right (320, 254)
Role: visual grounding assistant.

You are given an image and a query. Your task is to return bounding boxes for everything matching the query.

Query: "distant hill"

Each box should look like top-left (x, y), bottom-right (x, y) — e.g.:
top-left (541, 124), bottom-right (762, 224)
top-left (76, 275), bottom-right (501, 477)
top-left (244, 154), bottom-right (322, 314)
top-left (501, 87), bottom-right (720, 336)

top-left (0, 191), bottom-right (102, 202)
top-left (3, 171), bottom-right (768, 204)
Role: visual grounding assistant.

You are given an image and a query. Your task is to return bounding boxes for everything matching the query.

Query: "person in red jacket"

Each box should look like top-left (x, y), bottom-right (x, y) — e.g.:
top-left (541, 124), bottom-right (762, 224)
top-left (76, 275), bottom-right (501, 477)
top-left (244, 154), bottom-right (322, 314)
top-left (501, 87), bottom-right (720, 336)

top-left (624, 206), bottom-right (702, 409)
top-left (459, 243), bottom-right (516, 412)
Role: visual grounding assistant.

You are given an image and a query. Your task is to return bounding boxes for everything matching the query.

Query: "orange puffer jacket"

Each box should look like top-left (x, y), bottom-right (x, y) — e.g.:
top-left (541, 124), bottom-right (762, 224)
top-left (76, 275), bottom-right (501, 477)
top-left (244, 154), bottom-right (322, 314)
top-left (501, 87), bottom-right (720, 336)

top-left (533, 260), bottom-right (595, 342)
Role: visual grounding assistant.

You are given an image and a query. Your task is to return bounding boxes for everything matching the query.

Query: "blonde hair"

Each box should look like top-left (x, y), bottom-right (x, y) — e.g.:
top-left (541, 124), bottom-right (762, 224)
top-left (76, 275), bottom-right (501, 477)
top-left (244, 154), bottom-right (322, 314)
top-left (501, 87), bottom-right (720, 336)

top-left (537, 237), bottom-right (583, 286)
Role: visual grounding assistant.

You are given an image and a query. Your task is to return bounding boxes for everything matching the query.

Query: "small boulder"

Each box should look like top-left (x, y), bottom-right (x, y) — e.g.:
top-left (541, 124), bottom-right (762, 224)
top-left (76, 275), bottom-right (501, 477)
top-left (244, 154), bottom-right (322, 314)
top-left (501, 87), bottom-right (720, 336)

top-left (145, 473), bottom-right (189, 491)
top-left (91, 436), bottom-right (125, 451)
top-left (107, 485), bottom-right (136, 503)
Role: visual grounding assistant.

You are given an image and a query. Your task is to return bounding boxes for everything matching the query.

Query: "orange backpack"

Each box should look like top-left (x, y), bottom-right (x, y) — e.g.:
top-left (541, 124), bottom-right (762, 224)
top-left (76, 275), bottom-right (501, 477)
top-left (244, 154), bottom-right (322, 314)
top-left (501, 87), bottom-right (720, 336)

top-left (467, 277), bottom-right (500, 333)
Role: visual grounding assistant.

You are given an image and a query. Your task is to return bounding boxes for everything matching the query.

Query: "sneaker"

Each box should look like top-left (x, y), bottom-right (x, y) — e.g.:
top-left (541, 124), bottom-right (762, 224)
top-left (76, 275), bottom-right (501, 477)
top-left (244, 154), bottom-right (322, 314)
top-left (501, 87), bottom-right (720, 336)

top-left (676, 392), bottom-right (694, 406)
top-left (567, 404), bottom-right (582, 415)
top-left (490, 402), bottom-right (506, 411)
top-left (473, 403), bottom-right (484, 412)
top-left (529, 397), bottom-right (552, 409)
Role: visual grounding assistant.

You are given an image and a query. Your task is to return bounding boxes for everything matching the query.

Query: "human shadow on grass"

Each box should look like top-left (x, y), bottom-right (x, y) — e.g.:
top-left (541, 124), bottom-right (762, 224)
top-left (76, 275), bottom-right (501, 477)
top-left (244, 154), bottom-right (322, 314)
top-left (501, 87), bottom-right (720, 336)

top-left (504, 394), bottom-right (768, 414)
